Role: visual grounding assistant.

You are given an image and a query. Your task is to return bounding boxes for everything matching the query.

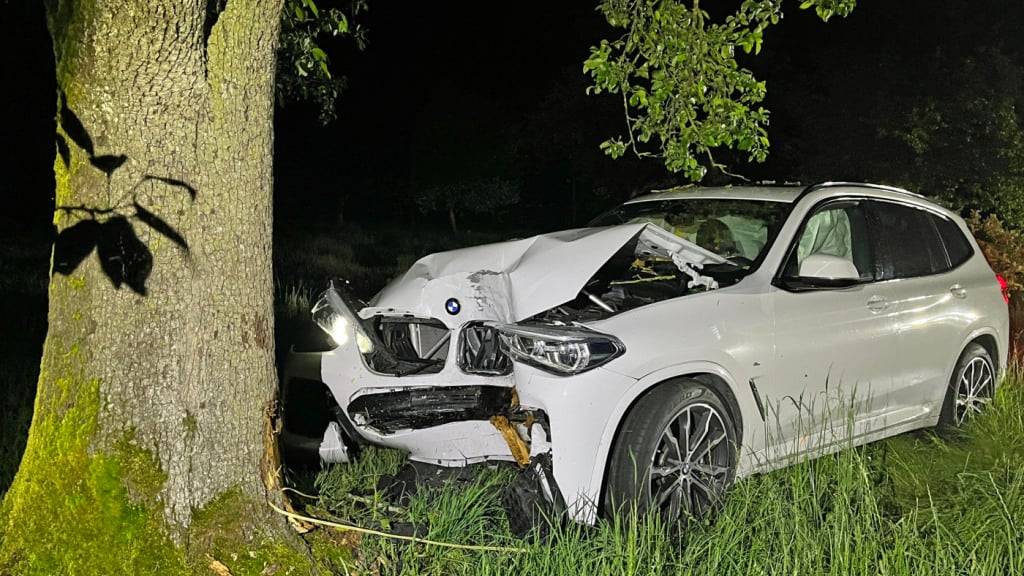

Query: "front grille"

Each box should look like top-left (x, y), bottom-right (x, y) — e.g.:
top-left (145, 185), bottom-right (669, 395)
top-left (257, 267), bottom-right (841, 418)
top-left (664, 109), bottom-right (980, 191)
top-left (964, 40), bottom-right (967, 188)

top-left (347, 385), bottom-right (513, 433)
top-left (457, 321), bottom-right (512, 375)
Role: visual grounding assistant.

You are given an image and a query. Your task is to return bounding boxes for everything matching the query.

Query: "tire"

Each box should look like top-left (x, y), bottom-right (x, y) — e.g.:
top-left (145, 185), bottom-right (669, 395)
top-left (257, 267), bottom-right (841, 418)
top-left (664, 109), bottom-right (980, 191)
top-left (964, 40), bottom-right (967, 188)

top-left (603, 378), bottom-right (739, 523)
top-left (939, 343), bottom-right (996, 428)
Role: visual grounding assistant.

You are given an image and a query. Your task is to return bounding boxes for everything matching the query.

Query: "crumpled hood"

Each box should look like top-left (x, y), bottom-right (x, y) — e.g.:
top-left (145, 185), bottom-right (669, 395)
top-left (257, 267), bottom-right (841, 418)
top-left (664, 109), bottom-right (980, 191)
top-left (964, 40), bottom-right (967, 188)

top-left (365, 223), bottom-right (724, 328)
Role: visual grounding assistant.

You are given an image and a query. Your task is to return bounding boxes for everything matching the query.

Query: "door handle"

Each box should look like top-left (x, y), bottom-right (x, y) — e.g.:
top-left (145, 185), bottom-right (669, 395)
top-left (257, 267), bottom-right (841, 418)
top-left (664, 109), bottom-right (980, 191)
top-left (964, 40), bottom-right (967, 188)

top-left (950, 284), bottom-right (968, 299)
top-left (866, 295), bottom-right (889, 312)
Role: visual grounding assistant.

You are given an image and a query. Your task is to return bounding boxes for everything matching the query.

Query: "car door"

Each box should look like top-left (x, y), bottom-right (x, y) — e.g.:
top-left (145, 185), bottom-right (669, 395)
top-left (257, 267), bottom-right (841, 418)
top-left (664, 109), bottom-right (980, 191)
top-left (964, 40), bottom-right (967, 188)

top-left (767, 198), bottom-right (899, 458)
top-left (867, 200), bottom-right (973, 420)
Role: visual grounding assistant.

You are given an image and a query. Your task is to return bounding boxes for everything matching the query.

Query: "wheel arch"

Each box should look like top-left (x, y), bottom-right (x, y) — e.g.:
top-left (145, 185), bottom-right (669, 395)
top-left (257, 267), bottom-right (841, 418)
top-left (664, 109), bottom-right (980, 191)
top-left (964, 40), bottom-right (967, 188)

top-left (939, 330), bottom-right (1002, 427)
top-left (951, 327), bottom-right (1004, 384)
top-left (971, 333), bottom-right (1000, 374)
top-left (594, 366), bottom-right (746, 516)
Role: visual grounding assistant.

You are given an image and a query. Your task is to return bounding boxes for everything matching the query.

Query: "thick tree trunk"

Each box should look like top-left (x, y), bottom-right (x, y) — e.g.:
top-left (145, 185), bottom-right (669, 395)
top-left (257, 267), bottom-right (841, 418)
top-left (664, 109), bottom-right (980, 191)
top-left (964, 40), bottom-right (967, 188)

top-left (0, 1), bottom-right (297, 573)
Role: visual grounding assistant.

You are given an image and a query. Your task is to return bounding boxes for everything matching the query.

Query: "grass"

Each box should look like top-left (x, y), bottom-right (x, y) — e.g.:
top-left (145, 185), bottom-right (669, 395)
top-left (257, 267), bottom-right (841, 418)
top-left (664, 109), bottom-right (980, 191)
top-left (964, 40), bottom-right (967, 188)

top-left (305, 374), bottom-right (1024, 575)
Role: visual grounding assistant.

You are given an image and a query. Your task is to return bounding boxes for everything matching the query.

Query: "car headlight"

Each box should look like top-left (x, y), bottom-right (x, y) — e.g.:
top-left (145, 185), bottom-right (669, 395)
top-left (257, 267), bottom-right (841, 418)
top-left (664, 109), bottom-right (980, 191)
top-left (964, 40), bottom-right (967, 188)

top-left (312, 285), bottom-right (374, 354)
top-left (498, 323), bottom-right (624, 376)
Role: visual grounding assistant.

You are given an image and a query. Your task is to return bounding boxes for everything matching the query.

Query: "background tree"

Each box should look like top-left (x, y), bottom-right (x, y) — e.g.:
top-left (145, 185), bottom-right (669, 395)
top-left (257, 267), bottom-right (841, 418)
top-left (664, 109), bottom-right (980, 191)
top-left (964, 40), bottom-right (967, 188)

top-left (0, 1), bottom-right (358, 572)
top-left (515, 66), bottom-right (618, 226)
top-left (417, 176), bottom-right (521, 233)
top-left (277, 0), bottom-right (368, 124)
top-left (585, 0), bottom-right (856, 179)
top-left (412, 89), bottom-right (521, 232)
top-left (881, 48), bottom-right (1024, 224)
top-left (779, 0), bottom-right (1024, 227)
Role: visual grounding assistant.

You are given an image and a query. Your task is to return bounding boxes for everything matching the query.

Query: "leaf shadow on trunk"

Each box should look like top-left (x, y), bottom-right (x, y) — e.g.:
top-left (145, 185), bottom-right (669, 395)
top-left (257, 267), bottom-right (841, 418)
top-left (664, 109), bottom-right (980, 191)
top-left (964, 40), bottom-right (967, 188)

top-left (53, 95), bottom-right (198, 296)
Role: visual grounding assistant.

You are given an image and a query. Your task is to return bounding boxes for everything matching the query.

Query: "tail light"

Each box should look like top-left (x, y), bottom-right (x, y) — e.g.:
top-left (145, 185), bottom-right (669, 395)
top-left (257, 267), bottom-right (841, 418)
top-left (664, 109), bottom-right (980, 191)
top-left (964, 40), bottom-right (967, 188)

top-left (996, 274), bottom-right (1010, 304)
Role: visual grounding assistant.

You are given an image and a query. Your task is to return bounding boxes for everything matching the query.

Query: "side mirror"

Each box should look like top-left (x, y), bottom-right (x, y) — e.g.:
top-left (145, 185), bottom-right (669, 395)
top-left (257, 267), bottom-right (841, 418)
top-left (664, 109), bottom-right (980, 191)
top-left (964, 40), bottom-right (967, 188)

top-left (798, 253), bottom-right (860, 281)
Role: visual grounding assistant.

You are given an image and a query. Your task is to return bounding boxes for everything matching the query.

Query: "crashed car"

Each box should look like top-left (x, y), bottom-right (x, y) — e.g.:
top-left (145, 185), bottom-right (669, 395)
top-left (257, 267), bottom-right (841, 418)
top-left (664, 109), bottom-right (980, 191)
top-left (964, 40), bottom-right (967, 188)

top-left (285, 182), bottom-right (1009, 526)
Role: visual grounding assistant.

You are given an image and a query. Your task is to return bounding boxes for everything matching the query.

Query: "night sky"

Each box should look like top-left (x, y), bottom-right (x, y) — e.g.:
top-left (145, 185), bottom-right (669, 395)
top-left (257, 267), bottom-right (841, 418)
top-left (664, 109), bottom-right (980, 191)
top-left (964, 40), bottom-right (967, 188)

top-left (3, 1), bottom-right (1022, 236)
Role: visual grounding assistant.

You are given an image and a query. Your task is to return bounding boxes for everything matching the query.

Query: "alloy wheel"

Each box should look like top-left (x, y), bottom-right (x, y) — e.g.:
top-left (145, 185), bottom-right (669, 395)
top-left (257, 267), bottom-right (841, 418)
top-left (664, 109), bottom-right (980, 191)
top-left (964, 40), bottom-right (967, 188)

top-left (648, 402), bottom-right (733, 522)
top-left (955, 356), bottom-right (994, 426)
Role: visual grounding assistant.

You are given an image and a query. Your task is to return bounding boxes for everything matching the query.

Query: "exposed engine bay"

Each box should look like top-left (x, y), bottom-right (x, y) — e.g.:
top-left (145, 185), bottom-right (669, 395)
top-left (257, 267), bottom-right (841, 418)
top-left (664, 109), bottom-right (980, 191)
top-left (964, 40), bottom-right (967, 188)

top-left (530, 247), bottom-right (748, 324)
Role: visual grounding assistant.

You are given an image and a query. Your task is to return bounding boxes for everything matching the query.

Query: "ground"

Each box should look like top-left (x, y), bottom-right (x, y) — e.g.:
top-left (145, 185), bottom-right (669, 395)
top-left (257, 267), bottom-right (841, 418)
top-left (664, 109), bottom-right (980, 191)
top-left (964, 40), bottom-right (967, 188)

top-left (2, 219), bottom-right (1024, 575)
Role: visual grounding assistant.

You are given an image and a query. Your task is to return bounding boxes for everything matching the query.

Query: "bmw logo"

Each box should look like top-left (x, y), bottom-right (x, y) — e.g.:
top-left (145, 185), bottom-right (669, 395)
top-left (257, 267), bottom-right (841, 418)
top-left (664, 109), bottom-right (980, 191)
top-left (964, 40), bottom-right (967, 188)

top-left (444, 298), bottom-right (461, 315)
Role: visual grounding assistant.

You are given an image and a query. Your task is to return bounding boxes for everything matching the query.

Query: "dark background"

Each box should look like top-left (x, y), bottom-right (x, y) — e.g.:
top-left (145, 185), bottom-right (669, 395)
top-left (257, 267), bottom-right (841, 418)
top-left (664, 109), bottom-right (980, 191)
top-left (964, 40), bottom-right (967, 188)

top-left (7, 1), bottom-right (1021, 240)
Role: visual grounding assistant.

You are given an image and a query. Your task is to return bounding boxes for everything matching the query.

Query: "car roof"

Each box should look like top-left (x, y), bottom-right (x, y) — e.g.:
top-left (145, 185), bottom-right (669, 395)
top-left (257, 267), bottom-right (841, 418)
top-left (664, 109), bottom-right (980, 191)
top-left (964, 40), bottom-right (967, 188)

top-left (625, 185), bottom-right (804, 204)
top-left (625, 182), bottom-right (948, 212)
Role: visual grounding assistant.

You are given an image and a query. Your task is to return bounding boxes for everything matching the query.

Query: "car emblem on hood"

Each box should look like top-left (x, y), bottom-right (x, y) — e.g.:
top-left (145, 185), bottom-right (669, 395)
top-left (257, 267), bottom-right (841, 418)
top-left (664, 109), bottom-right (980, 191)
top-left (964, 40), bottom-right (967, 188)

top-left (445, 298), bottom-right (461, 315)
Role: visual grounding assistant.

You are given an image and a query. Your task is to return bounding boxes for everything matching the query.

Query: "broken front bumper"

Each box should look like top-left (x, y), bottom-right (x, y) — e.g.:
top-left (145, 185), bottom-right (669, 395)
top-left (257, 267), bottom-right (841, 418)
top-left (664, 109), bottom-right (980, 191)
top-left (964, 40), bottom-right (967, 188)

top-left (305, 282), bottom-right (638, 524)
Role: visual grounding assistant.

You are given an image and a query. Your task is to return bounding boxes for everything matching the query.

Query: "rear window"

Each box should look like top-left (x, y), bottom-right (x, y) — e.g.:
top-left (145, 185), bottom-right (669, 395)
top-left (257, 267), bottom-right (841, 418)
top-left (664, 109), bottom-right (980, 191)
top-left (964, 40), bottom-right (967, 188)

top-left (931, 214), bottom-right (974, 269)
top-left (869, 201), bottom-right (948, 279)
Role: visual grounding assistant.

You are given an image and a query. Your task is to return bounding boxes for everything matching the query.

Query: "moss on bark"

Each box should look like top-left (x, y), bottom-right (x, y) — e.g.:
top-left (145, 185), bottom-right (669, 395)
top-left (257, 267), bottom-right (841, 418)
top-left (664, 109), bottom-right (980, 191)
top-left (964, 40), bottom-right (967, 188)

top-left (0, 374), bottom-right (185, 575)
top-left (0, 370), bottom-right (311, 574)
top-left (188, 489), bottom-right (312, 575)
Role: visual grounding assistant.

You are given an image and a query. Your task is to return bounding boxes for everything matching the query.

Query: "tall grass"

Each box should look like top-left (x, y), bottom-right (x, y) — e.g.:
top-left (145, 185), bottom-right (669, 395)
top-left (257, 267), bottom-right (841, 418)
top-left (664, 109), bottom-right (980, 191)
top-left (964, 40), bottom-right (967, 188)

top-left (308, 373), bottom-right (1024, 575)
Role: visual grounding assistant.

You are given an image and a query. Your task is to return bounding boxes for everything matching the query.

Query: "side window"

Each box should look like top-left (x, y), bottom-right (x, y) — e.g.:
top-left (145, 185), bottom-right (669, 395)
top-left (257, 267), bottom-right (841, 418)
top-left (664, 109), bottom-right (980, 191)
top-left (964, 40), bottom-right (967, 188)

top-left (931, 214), bottom-right (974, 269)
top-left (868, 201), bottom-right (948, 279)
top-left (782, 201), bottom-right (875, 281)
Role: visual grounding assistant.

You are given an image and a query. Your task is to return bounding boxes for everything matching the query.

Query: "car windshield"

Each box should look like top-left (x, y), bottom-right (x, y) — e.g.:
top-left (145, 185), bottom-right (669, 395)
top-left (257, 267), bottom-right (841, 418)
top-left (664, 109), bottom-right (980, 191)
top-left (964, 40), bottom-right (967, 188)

top-left (590, 198), bottom-right (792, 269)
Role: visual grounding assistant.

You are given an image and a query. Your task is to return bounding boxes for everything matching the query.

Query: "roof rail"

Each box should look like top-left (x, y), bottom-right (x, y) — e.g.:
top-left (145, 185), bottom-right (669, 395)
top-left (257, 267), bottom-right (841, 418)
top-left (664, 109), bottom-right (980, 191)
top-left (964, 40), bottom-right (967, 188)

top-left (794, 181), bottom-right (926, 203)
top-left (649, 181), bottom-right (804, 194)
top-left (753, 180), bottom-right (804, 186)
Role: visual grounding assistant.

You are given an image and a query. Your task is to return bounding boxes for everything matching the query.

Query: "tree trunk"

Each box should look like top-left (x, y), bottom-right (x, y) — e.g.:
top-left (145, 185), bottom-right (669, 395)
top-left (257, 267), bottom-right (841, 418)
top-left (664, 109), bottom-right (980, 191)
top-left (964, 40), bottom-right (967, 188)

top-left (448, 203), bottom-right (459, 233)
top-left (570, 176), bottom-right (577, 226)
top-left (0, 1), bottom-right (300, 573)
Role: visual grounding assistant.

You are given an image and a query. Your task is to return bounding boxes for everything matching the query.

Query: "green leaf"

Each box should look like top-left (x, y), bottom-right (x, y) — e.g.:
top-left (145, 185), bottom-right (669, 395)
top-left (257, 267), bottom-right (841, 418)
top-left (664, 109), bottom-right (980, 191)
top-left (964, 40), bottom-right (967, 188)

top-left (599, 138), bottom-right (627, 159)
top-left (585, 0), bottom-right (853, 179)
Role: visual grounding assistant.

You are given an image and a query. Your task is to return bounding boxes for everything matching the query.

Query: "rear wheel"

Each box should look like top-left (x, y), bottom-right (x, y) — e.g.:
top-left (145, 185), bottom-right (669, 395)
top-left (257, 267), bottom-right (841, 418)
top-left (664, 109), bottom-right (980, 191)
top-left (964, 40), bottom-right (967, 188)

top-left (604, 378), bottom-right (738, 523)
top-left (939, 343), bottom-right (995, 427)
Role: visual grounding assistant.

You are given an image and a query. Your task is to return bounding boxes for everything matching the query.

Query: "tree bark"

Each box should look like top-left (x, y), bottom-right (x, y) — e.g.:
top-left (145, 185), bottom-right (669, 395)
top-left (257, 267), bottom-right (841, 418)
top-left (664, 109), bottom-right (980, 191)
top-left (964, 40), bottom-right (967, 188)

top-left (0, 0), bottom-right (296, 572)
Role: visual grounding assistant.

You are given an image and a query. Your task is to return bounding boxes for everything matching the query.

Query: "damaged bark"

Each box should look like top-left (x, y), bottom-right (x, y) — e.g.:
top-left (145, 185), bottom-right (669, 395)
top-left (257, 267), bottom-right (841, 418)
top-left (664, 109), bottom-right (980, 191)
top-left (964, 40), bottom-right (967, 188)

top-left (0, 0), bottom-right (299, 572)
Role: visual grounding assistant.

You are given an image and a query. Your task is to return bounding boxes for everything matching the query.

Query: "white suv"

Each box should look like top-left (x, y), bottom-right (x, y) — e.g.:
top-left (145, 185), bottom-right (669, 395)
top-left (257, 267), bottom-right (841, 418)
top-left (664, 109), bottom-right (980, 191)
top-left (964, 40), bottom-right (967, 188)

top-left (294, 182), bottom-right (1009, 527)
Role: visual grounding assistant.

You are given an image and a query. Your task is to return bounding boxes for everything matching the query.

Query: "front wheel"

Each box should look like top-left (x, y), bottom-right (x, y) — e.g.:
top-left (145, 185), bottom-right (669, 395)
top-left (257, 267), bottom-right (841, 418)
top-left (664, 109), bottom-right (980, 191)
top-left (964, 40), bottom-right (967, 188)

top-left (939, 343), bottom-right (996, 428)
top-left (603, 378), bottom-right (738, 523)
